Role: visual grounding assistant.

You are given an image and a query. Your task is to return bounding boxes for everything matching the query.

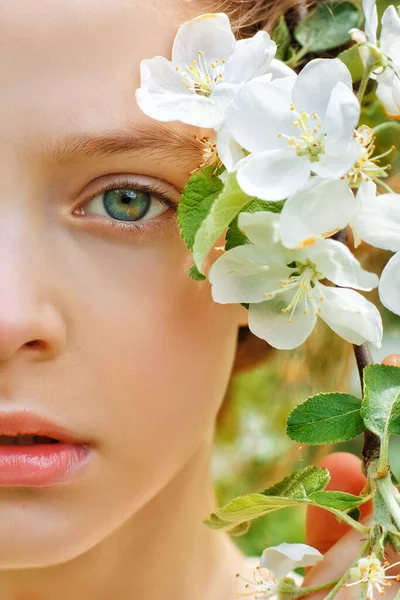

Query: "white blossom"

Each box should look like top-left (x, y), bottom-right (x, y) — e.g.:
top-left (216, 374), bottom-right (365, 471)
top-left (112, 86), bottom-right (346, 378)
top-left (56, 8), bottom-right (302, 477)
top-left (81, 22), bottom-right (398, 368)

top-left (346, 554), bottom-right (400, 600)
top-left (223, 58), bottom-right (361, 202)
top-left (351, 0), bottom-right (400, 116)
top-left (236, 543), bottom-right (323, 599)
top-left (135, 13), bottom-right (283, 128)
top-left (209, 212), bottom-right (382, 350)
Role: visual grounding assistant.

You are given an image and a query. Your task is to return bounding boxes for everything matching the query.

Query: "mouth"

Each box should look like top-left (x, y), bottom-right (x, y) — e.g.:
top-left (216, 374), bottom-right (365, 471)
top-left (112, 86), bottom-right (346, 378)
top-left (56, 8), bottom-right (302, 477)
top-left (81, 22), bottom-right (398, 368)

top-left (0, 435), bottom-right (60, 446)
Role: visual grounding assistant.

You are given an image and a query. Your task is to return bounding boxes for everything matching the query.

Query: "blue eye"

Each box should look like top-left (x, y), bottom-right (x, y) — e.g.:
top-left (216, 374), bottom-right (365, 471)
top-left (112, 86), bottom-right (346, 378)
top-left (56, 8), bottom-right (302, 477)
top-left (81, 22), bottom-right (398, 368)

top-left (84, 182), bottom-right (170, 223)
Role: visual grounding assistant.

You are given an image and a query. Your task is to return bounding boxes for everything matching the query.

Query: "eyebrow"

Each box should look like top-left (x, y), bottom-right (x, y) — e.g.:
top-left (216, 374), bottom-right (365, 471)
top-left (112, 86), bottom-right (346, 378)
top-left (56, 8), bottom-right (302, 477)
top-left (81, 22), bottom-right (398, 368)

top-left (43, 122), bottom-right (204, 167)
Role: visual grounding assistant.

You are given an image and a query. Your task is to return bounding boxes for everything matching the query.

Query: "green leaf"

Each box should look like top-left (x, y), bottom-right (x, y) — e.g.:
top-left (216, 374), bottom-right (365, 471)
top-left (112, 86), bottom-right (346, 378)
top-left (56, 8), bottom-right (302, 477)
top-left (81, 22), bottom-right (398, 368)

top-left (294, 2), bottom-right (361, 52)
top-left (188, 265), bottom-right (206, 281)
top-left (225, 199), bottom-right (284, 251)
top-left (177, 165), bottom-right (224, 251)
top-left (262, 466), bottom-right (330, 499)
top-left (272, 16), bottom-right (291, 61)
top-left (362, 364), bottom-right (400, 438)
top-left (338, 46), bottom-right (364, 82)
top-left (309, 491), bottom-right (365, 510)
top-left (286, 392), bottom-right (365, 444)
top-left (216, 493), bottom-right (300, 523)
top-left (226, 521), bottom-right (251, 536)
top-left (192, 172), bottom-right (254, 272)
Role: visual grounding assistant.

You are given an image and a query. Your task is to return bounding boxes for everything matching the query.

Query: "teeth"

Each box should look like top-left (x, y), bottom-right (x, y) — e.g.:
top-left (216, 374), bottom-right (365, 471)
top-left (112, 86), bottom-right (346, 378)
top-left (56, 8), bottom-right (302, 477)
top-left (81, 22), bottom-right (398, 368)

top-left (0, 435), bottom-right (59, 445)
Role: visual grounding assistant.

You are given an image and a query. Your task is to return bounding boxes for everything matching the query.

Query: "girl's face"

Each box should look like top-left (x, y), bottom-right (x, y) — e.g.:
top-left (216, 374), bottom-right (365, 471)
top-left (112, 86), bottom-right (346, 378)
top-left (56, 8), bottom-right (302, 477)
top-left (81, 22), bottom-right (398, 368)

top-left (0, 0), bottom-right (243, 567)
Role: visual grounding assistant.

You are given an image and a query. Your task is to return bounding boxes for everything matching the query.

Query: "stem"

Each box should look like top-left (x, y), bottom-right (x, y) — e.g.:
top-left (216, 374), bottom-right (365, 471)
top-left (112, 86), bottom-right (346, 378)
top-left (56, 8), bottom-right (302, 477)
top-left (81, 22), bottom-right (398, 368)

top-left (377, 475), bottom-right (400, 530)
top-left (323, 505), bottom-right (369, 534)
top-left (353, 343), bottom-right (381, 472)
top-left (292, 580), bottom-right (339, 598)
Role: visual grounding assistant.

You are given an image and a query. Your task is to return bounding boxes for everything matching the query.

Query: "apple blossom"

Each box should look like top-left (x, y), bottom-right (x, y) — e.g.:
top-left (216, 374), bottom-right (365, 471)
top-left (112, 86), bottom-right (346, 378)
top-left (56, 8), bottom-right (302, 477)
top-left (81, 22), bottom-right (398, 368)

top-left (222, 58), bottom-right (361, 202)
top-left (209, 212), bottom-right (382, 350)
top-left (135, 13), bottom-right (287, 129)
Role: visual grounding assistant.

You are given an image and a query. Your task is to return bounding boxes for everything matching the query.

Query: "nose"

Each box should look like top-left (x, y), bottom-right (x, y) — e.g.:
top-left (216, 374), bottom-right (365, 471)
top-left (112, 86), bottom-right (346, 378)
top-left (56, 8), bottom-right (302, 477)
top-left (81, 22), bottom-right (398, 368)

top-left (0, 222), bottom-right (67, 363)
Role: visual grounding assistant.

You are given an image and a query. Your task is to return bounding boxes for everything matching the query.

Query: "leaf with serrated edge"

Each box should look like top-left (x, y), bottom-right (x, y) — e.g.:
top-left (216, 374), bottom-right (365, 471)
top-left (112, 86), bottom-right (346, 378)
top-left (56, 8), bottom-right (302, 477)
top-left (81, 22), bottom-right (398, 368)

top-left (309, 491), bottom-right (366, 510)
top-left (216, 494), bottom-right (300, 523)
top-left (263, 466), bottom-right (330, 499)
top-left (193, 172), bottom-right (254, 272)
top-left (362, 364), bottom-right (400, 438)
top-left (177, 165), bottom-right (224, 251)
top-left (286, 393), bottom-right (365, 444)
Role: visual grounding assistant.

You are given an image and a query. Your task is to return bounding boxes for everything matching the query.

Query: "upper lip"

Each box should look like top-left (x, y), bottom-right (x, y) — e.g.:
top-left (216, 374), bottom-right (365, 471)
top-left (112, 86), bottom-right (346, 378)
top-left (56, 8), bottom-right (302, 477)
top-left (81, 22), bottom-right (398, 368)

top-left (0, 411), bottom-right (83, 443)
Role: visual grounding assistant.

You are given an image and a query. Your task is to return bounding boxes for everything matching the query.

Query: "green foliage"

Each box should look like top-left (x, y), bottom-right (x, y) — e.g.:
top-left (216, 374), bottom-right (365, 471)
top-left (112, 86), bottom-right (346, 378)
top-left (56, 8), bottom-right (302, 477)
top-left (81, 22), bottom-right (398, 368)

top-left (225, 199), bottom-right (284, 251)
top-left (286, 393), bottom-right (365, 444)
top-left (193, 172), bottom-right (254, 272)
top-left (177, 165), bottom-right (223, 251)
top-left (272, 16), bottom-right (291, 61)
top-left (204, 466), bottom-right (329, 534)
top-left (294, 1), bottom-right (361, 52)
top-left (309, 491), bottom-right (365, 510)
top-left (361, 364), bottom-right (400, 438)
top-left (262, 466), bottom-right (330, 499)
top-left (188, 265), bottom-right (206, 281)
top-left (338, 46), bottom-right (364, 82)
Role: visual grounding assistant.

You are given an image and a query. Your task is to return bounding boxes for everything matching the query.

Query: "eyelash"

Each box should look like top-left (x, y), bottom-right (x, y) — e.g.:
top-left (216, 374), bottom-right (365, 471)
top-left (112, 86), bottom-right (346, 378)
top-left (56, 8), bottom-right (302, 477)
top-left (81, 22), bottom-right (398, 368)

top-left (74, 178), bottom-right (178, 240)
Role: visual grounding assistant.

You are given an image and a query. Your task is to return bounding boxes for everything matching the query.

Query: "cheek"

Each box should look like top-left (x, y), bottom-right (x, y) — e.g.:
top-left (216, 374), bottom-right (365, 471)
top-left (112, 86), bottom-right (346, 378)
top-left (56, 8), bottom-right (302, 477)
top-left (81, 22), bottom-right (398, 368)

top-left (64, 227), bottom-right (239, 499)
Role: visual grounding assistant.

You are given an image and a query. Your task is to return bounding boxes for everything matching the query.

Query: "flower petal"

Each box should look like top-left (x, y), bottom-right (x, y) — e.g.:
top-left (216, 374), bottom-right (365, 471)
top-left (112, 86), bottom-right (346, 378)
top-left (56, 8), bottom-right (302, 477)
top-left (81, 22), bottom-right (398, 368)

top-left (226, 76), bottom-right (296, 153)
top-left (209, 245), bottom-right (292, 304)
top-left (248, 290), bottom-right (317, 349)
top-left (292, 58), bottom-right (353, 120)
top-left (172, 13), bottom-right (235, 69)
top-left (261, 543), bottom-right (323, 581)
top-left (380, 6), bottom-right (400, 64)
top-left (216, 122), bottom-right (245, 172)
top-left (353, 182), bottom-right (400, 252)
top-left (379, 251), bottom-right (400, 314)
top-left (312, 138), bottom-right (362, 179)
top-left (237, 149), bottom-right (310, 201)
top-left (280, 178), bottom-right (356, 249)
top-left (363, 0), bottom-right (378, 45)
top-left (237, 211), bottom-right (282, 249)
top-left (306, 239), bottom-right (378, 290)
top-left (136, 57), bottom-right (235, 127)
top-left (323, 81), bottom-right (360, 154)
top-left (376, 80), bottom-right (400, 116)
top-left (269, 58), bottom-right (297, 79)
top-left (317, 285), bottom-right (383, 346)
top-left (224, 31), bottom-right (276, 83)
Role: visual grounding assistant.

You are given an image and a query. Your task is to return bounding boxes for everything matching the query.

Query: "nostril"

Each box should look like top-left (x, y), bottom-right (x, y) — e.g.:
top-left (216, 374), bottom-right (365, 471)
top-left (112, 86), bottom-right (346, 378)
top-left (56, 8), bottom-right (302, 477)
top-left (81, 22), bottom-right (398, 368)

top-left (25, 340), bottom-right (41, 348)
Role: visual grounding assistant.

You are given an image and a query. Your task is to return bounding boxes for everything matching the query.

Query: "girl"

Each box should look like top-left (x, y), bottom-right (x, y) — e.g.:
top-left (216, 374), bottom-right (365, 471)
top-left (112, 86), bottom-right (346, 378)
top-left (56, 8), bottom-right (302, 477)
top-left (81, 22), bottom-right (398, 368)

top-left (0, 0), bottom-right (395, 598)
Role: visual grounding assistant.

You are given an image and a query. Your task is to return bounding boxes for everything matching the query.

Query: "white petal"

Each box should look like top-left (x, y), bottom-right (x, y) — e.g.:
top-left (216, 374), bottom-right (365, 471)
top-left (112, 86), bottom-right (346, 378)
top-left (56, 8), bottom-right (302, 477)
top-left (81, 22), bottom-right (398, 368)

top-left (226, 77), bottom-right (296, 153)
top-left (237, 149), bottom-right (310, 201)
top-left (292, 59), bottom-right (353, 120)
top-left (379, 252), bottom-right (400, 314)
top-left (306, 239), bottom-right (378, 290)
top-left (376, 80), bottom-right (400, 116)
top-left (362, 0), bottom-right (378, 45)
top-left (323, 82), bottom-right (360, 154)
top-left (216, 122), bottom-right (245, 172)
top-left (248, 291), bottom-right (317, 349)
top-left (172, 13), bottom-right (235, 69)
top-left (353, 183), bottom-right (400, 251)
top-left (237, 211), bottom-right (281, 249)
top-left (261, 544), bottom-right (323, 581)
top-left (313, 138), bottom-right (362, 179)
top-left (317, 285), bottom-right (383, 346)
top-left (224, 31), bottom-right (276, 83)
top-left (209, 245), bottom-right (292, 304)
top-left (380, 6), bottom-right (400, 64)
top-left (269, 59), bottom-right (297, 79)
top-left (280, 178), bottom-right (356, 249)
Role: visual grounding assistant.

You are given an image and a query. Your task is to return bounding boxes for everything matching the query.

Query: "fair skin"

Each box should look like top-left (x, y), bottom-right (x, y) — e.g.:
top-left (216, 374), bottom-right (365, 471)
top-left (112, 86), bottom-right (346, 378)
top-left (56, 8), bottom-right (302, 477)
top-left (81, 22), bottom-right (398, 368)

top-left (0, 0), bottom-right (397, 598)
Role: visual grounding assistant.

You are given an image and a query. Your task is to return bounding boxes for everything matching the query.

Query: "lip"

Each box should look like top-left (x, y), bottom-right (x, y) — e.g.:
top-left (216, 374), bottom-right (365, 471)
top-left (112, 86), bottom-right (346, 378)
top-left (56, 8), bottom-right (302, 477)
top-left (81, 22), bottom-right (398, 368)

top-left (0, 412), bottom-right (91, 487)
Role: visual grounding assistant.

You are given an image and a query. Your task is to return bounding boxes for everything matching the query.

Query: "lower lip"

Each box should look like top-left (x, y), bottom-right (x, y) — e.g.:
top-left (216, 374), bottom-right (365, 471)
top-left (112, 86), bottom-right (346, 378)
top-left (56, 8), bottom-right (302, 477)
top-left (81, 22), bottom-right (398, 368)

top-left (0, 443), bottom-right (90, 487)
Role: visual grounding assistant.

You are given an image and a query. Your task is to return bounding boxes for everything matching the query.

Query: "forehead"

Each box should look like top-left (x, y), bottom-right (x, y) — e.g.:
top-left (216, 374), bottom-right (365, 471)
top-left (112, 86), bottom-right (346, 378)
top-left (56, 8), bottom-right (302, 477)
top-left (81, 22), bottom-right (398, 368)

top-left (0, 0), bottom-right (205, 157)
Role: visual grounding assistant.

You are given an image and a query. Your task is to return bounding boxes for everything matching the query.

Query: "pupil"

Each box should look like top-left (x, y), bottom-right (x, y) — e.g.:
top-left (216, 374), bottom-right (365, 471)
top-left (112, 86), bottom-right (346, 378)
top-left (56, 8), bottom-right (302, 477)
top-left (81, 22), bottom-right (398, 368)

top-left (103, 188), bottom-right (151, 221)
